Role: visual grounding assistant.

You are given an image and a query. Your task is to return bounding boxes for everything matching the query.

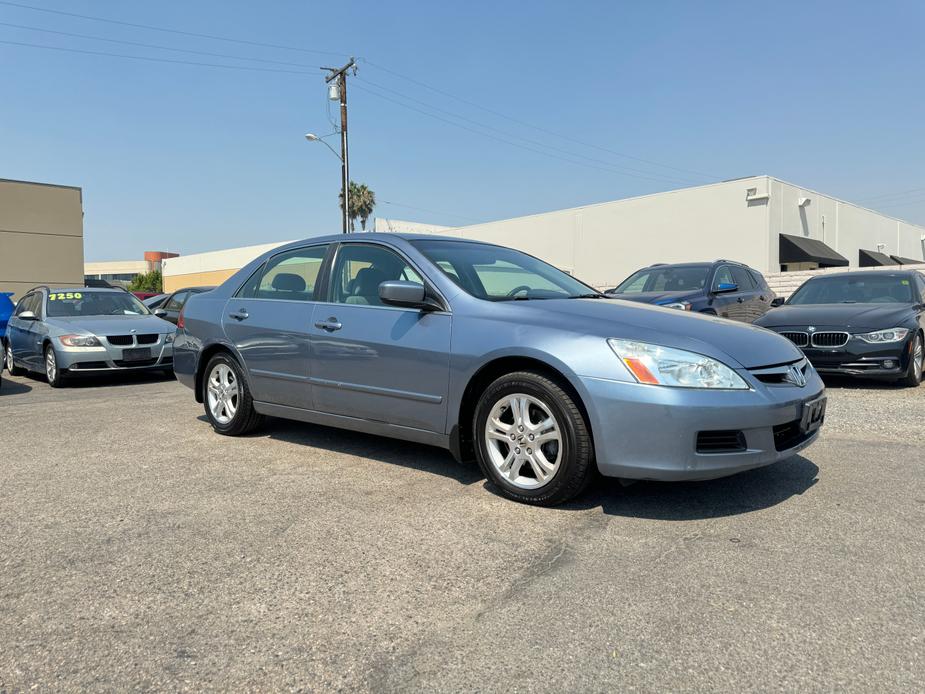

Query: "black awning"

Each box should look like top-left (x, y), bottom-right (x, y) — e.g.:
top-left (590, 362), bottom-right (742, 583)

top-left (779, 234), bottom-right (849, 267)
top-left (890, 254), bottom-right (924, 265)
top-left (859, 249), bottom-right (899, 267)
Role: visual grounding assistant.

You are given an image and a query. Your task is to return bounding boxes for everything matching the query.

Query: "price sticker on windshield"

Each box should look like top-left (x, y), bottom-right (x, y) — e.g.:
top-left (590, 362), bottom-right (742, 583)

top-left (48, 292), bottom-right (82, 301)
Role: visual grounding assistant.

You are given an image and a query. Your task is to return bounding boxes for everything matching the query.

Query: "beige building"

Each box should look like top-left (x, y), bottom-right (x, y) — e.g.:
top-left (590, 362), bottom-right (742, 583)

top-left (0, 178), bottom-right (85, 298)
top-left (162, 241), bottom-right (294, 292)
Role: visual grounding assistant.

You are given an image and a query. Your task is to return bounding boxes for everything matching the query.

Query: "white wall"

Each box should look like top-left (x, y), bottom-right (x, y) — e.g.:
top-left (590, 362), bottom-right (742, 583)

top-left (443, 178), bottom-right (772, 288)
top-left (768, 179), bottom-right (925, 270)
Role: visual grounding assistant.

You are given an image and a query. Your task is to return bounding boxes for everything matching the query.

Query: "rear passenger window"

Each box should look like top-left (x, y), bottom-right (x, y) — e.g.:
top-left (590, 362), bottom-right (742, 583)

top-left (731, 266), bottom-right (756, 289)
top-left (239, 245), bottom-right (328, 301)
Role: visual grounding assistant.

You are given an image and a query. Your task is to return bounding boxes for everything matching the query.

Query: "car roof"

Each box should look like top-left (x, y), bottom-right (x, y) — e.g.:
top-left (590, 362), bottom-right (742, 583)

top-left (40, 286), bottom-right (125, 294)
top-left (804, 270), bottom-right (918, 280)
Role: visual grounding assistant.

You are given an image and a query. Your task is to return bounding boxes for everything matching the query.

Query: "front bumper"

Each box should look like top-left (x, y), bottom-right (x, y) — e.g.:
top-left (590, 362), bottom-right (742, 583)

top-left (802, 340), bottom-right (912, 379)
top-left (579, 373), bottom-right (825, 481)
top-left (56, 339), bottom-right (174, 372)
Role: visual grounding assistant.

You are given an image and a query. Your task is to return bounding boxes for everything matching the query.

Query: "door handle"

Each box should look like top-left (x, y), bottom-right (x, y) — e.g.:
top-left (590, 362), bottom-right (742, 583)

top-left (228, 309), bottom-right (249, 321)
top-left (314, 318), bottom-right (343, 332)
top-left (736, 297), bottom-right (744, 303)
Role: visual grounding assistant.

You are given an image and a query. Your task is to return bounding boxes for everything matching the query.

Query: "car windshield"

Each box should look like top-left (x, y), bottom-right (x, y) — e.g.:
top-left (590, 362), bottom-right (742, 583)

top-left (411, 239), bottom-right (599, 301)
top-left (788, 275), bottom-right (914, 305)
top-left (612, 265), bottom-right (710, 293)
top-left (46, 291), bottom-right (151, 317)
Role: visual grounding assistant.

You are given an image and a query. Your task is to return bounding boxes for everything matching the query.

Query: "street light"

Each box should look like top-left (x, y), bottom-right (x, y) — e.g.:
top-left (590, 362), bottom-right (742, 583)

top-left (305, 133), bottom-right (348, 233)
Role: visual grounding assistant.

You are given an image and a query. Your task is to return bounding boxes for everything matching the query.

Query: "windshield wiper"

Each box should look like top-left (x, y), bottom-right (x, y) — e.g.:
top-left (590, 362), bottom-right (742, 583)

top-left (568, 293), bottom-right (607, 299)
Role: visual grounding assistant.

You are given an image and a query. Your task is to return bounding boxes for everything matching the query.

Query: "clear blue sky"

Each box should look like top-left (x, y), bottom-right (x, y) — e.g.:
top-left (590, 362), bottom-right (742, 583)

top-left (2, 0), bottom-right (924, 261)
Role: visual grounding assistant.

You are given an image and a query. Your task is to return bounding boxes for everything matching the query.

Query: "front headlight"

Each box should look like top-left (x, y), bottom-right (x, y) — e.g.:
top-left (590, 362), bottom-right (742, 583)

top-left (608, 338), bottom-right (749, 389)
top-left (855, 327), bottom-right (909, 343)
top-left (165, 333), bottom-right (175, 344)
top-left (59, 334), bottom-right (102, 347)
top-left (658, 301), bottom-right (692, 311)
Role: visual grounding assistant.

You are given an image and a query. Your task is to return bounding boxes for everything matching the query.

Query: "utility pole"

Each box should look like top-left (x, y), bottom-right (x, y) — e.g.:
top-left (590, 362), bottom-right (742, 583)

top-left (323, 58), bottom-right (356, 233)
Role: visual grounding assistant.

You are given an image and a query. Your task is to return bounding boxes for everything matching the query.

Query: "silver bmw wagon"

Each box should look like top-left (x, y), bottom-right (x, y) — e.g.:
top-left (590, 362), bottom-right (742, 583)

top-left (174, 234), bottom-right (825, 506)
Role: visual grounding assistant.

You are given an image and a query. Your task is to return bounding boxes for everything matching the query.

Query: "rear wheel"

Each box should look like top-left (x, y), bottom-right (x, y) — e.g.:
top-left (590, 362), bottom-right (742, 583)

top-left (45, 344), bottom-right (68, 388)
top-left (899, 333), bottom-right (924, 387)
top-left (5, 341), bottom-right (24, 376)
top-left (474, 371), bottom-right (595, 506)
top-left (203, 353), bottom-right (264, 435)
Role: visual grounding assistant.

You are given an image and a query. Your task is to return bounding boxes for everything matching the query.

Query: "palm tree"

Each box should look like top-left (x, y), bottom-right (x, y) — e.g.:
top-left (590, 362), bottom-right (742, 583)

top-left (340, 181), bottom-right (376, 231)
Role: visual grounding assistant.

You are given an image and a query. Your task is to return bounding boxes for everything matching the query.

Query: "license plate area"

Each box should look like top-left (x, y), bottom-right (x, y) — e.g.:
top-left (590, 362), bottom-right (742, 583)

top-left (800, 395), bottom-right (827, 434)
top-left (122, 347), bottom-right (152, 362)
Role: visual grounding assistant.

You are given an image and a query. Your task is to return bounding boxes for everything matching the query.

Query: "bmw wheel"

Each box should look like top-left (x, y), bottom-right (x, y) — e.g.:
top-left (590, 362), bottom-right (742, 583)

top-left (203, 353), bottom-right (264, 435)
top-left (45, 344), bottom-right (67, 388)
top-left (899, 333), bottom-right (924, 387)
top-left (5, 341), bottom-right (24, 377)
top-left (474, 371), bottom-right (595, 506)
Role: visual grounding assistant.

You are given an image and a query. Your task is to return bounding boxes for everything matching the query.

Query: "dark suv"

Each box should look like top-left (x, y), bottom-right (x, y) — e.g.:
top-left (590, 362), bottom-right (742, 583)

top-left (606, 260), bottom-right (778, 323)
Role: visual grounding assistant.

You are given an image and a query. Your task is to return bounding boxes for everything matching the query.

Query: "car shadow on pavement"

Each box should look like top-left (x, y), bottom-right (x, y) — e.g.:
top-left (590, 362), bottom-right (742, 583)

top-left (820, 375), bottom-right (905, 390)
top-left (18, 370), bottom-right (175, 389)
top-left (567, 455), bottom-right (820, 520)
top-left (257, 417), bottom-right (485, 486)
top-left (0, 378), bottom-right (33, 396)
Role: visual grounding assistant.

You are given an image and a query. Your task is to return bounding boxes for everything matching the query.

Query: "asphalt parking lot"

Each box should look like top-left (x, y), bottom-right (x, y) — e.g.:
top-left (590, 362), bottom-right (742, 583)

top-left (1, 371), bottom-right (923, 692)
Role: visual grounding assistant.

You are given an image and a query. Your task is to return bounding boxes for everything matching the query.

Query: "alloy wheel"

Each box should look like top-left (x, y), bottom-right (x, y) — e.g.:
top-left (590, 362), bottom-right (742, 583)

top-left (207, 363), bottom-right (239, 425)
top-left (915, 336), bottom-right (924, 382)
top-left (484, 393), bottom-right (562, 489)
top-left (45, 348), bottom-right (56, 382)
top-left (5, 343), bottom-right (12, 372)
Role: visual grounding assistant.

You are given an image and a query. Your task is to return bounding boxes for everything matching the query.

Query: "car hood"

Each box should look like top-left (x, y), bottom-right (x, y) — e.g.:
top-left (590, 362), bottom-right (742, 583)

top-left (605, 290), bottom-right (696, 305)
top-left (754, 303), bottom-right (914, 332)
top-left (496, 298), bottom-right (801, 369)
top-left (46, 314), bottom-right (175, 335)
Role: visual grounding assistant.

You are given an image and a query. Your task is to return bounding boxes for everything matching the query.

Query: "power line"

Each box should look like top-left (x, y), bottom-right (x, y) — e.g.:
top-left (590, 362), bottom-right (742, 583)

top-left (0, 38), bottom-right (315, 74)
top-left (0, 0), bottom-right (347, 56)
top-left (352, 81), bottom-right (698, 186)
top-left (379, 200), bottom-right (479, 224)
top-left (362, 58), bottom-right (720, 181)
top-left (0, 20), bottom-right (321, 68)
top-left (356, 77), bottom-right (700, 186)
top-left (857, 185), bottom-right (925, 204)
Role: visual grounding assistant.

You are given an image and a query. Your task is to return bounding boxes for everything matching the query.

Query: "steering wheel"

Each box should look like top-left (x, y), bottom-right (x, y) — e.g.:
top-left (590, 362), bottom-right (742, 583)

top-left (506, 285), bottom-right (532, 297)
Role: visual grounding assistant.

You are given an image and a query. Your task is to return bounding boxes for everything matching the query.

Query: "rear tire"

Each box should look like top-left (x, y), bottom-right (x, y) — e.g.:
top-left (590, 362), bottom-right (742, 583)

top-left (5, 341), bottom-right (24, 377)
top-left (202, 353), bottom-right (264, 435)
top-left (898, 333), bottom-right (923, 388)
top-left (473, 370), bottom-right (595, 506)
top-left (45, 344), bottom-right (68, 388)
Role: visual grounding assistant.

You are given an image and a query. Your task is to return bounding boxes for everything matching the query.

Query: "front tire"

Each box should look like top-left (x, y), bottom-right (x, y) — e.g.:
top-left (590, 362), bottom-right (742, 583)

top-left (202, 353), bottom-right (264, 435)
top-left (45, 344), bottom-right (68, 388)
top-left (899, 333), bottom-right (924, 387)
top-left (474, 371), bottom-right (595, 506)
top-left (5, 341), bottom-right (24, 376)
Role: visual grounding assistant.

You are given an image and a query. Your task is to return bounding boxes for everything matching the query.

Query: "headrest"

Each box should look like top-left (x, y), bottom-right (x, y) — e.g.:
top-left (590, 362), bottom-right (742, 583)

top-left (271, 273), bottom-right (306, 292)
top-left (354, 267), bottom-right (387, 295)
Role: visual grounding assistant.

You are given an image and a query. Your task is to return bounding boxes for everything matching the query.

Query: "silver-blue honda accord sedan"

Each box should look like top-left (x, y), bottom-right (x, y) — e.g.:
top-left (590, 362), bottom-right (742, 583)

top-left (174, 233), bottom-right (825, 506)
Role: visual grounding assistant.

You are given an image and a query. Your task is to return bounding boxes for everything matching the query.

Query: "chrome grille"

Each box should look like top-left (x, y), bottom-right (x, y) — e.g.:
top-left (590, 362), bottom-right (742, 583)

top-left (780, 331), bottom-right (809, 347)
top-left (810, 332), bottom-right (849, 348)
top-left (749, 358), bottom-right (810, 386)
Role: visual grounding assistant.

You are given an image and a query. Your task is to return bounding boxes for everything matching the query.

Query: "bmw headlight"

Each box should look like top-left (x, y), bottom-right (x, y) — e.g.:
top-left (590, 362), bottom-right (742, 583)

top-left (658, 301), bottom-right (692, 311)
top-left (608, 338), bottom-right (749, 389)
top-left (59, 334), bottom-right (102, 347)
top-left (855, 327), bottom-right (909, 343)
top-left (165, 333), bottom-right (175, 344)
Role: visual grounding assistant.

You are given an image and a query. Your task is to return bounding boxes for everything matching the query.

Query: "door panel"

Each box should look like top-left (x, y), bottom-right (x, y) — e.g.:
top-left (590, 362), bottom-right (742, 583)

top-left (222, 298), bottom-right (314, 408)
top-left (711, 266), bottom-right (745, 321)
top-left (310, 304), bottom-right (451, 432)
top-left (221, 244), bottom-right (330, 409)
top-left (309, 242), bottom-right (451, 433)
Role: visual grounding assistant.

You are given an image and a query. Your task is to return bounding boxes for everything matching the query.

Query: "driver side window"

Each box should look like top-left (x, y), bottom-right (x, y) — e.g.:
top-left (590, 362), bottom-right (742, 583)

top-left (331, 244), bottom-right (423, 307)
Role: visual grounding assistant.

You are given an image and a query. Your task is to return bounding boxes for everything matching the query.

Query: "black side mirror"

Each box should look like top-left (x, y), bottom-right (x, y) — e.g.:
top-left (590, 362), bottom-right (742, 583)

top-left (770, 297), bottom-right (785, 307)
top-left (379, 281), bottom-right (440, 310)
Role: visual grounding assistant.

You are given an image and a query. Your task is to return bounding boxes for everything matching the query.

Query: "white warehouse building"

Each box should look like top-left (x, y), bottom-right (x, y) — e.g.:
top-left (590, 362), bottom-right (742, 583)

top-left (398, 175), bottom-right (925, 289)
top-left (164, 175), bottom-right (925, 293)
